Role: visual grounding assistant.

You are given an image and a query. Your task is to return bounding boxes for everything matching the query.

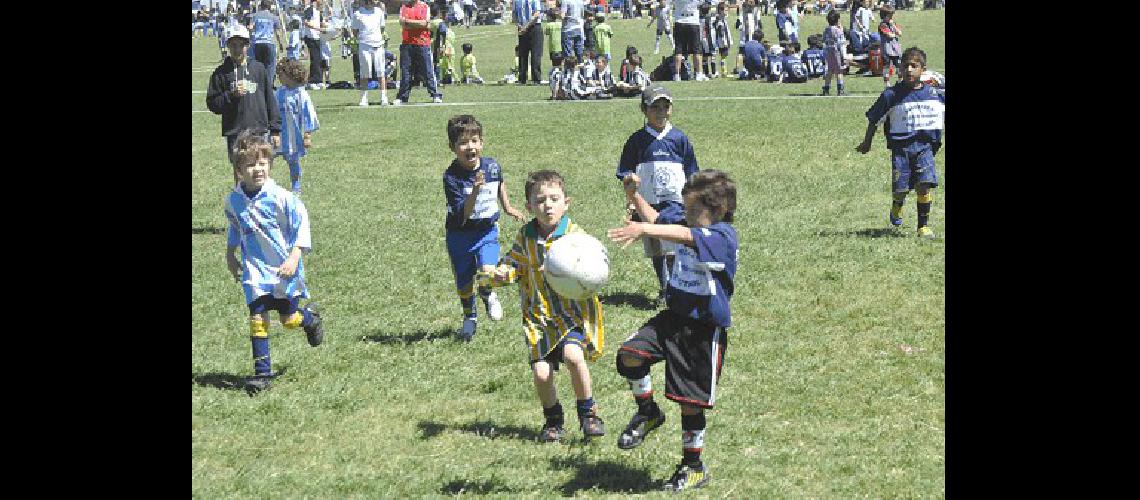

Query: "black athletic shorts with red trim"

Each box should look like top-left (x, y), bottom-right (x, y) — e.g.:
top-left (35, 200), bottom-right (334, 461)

top-left (618, 309), bottom-right (728, 408)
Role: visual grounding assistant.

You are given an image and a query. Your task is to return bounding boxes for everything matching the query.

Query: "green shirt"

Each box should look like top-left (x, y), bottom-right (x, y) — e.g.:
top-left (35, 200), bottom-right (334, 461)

top-left (461, 53), bottom-right (480, 78)
top-left (593, 22), bottom-right (613, 57)
top-left (543, 21), bottom-right (562, 55)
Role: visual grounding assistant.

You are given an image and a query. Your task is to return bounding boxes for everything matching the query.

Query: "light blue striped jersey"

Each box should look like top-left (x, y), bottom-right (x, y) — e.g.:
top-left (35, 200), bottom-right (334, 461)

top-left (250, 10), bottom-right (281, 45)
top-left (616, 123), bottom-right (700, 223)
top-left (275, 86), bottom-right (319, 158)
top-left (865, 83), bottom-right (946, 149)
top-left (225, 179), bottom-right (312, 304)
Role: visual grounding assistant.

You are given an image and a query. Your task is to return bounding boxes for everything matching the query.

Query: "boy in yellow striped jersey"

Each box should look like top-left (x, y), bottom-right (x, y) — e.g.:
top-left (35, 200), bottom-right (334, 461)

top-left (490, 170), bottom-right (607, 442)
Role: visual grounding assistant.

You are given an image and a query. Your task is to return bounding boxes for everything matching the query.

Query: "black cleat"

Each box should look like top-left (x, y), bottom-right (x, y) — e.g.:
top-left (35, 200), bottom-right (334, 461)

top-left (244, 373), bottom-right (276, 395)
top-left (302, 302), bottom-right (324, 347)
top-left (663, 462), bottom-right (710, 492)
top-left (617, 410), bottom-right (665, 449)
top-left (580, 411), bottom-right (606, 438)
top-left (540, 421), bottom-right (565, 443)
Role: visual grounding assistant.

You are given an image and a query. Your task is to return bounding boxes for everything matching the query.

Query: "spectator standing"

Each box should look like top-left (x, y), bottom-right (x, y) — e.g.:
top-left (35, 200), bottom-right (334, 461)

top-left (395, 0), bottom-right (444, 104)
top-left (248, 0), bottom-right (285, 89)
top-left (302, 0), bottom-right (326, 88)
top-left (562, 0), bottom-right (587, 61)
top-left (672, 0), bottom-right (708, 81)
top-left (513, 0), bottom-right (545, 84)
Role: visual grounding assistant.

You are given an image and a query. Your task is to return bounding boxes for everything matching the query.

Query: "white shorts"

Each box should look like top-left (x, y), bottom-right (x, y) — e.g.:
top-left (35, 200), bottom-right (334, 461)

top-left (358, 43), bottom-right (385, 79)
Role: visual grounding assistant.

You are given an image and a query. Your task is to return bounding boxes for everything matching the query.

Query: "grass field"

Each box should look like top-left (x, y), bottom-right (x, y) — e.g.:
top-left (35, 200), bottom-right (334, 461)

top-left (193, 8), bottom-right (945, 497)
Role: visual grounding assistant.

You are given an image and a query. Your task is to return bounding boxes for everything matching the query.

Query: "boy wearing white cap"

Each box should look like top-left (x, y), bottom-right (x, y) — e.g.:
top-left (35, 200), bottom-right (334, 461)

top-left (206, 24), bottom-right (282, 181)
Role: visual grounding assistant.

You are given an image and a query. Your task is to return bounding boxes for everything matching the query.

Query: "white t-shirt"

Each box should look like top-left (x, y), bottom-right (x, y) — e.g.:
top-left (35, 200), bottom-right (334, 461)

top-left (303, 7), bottom-right (323, 39)
top-left (672, 0), bottom-right (701, 25)
top-left (352, 7), bottom-right (386, 47)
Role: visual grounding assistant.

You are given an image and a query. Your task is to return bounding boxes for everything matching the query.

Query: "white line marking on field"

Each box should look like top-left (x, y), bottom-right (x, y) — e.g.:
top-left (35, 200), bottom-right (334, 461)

top-left (192, 90), bottom-right (206, 94)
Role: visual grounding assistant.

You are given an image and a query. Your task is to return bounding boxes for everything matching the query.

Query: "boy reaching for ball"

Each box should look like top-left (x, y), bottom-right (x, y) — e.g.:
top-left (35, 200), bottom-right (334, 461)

top-left (489, 170), bottom-right (607, 443)
top-left (607, 169), bottom-right (738, 492)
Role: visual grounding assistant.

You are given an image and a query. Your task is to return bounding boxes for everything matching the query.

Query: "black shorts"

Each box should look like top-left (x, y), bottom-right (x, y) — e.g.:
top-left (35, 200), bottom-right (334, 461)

top-left (673, 23), bottom-right (701, 56)
top-left (618, 309), bottom-right (728, 408)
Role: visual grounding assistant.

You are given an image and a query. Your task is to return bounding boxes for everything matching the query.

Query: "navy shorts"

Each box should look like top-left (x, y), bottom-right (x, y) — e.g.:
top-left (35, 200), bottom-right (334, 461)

top-left (445, 225), bottom-right (500, 291)
top-left (248, 294), bottom-right (302, 316)
top-left (891, 141), bottom-right (939, 193)
top-left (533, 329), bottom-right (587, 371)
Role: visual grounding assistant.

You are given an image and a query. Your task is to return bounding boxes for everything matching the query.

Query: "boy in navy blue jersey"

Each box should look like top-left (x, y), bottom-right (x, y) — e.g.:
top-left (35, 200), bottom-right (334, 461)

top-left (224, 129), bottom-right (325, 395)
top-left (443, 115), bottom-right (527, 340)
top-left (616, 84), bottom-right (700, 308)
top-left (737, 30), bottom-right (767, 80)
top-left (607, 169), bottom-right (738, 492)
top-left (779, 42), bottom-right (809, 83)
top-left (801, 34), bottom-right (826, 78)
top-left (856, 47), bottom-right (945, 239)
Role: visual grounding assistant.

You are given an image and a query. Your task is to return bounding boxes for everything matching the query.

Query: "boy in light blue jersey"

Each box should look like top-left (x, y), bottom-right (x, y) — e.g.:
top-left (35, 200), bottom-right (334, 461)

top-left (443, 115), bottom-right (526, 341)
top-left (616, 84), bottom-right (700, 307)
top-left (224, 130), bottom-right (325, 395)
top-left (856, 47), bottom-right (945, 239)
top-left (274, 58), bottom-right (320, 195)
top-left (607, 169), bottom-right (738, 492)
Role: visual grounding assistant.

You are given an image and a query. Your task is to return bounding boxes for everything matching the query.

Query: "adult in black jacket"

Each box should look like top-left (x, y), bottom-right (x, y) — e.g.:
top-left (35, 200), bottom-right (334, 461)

top-left (206, 25), bottom-right (281, 180)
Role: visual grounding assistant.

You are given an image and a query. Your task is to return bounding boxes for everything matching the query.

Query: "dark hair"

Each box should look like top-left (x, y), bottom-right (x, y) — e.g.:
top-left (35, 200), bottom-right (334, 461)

top-left (826, 10), bottom-right (840, 26)
top-left (629, 53), bottom-right (641, 66)
top-left (880, 5), bottom-right (894, 18)
top-left (524, 170), bottom-right (566, 200)
top-left (462, 43), bottom-right (473, 53)
top-left (564, 54), bottom-right (578, 67)
top-left (446, 114), bottom-right (483, 148)
top-left (288, 19), bottom-right (301, 30)
top-left (259, 0), bottom-right (272, 10)
top-left (546, 9), bottom-right (560, 20)
top-left (753, 29), bottom-right (765, 41)
top-left (231, 129), bottom-right (275, 169)
top-left (584, 49), bottom-right (596, 60)
top-left (276, 58), bottom-right (306, 85)
top-left (682, 170), bottom-right (737, 223)
top-left (901, 46), bottom-right (927, 67)
top-left (552, 52), bottom-right (565, 66)
top-left (625, 45), bottom-right (638, 58)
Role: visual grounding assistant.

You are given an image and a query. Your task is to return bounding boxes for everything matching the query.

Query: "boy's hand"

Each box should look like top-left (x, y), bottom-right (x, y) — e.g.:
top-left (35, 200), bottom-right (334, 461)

top-left (855, 140), bottom-right (872, 154)
top-left (272, 134), bottom-right (282, 149)
top-left (278, 255), bottom-right (300, 278)
top-left (622, 173), bottom-right (641, 195)
top-left (226, 254), bottom-right (242, 282)
top-left (505, 206), bottom-right (526, 222)
top-left (303, 133), bottom-right (312, 149)
top-left (473, 169), bottom-right (486, 189)
top-left (607, 219), bottom-right (644, 248)
top-left (490, 264), bottom-right (517, 284)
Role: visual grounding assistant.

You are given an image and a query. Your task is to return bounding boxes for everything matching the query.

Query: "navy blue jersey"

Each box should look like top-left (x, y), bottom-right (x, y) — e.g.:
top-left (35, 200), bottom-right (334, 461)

top-left (740, 40), bottom-right (767, 71)
top-left (443, 156), bottom-right (504, 231)
top-left (865, 83), bottom-right (946, 149)
top-left (667, 222), bottom-right (738, 328)
top-left (616, 124), bottom-right (701, 223)
top-left (782, 54), bottom-right (808, 80)
top-left (802, 48), bottom-right (826, 77)
top-left (767, 54), bottom-right (783, 81)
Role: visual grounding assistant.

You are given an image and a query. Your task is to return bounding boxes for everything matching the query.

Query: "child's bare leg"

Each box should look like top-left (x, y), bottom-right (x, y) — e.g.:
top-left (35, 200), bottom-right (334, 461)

top-left (532, 360), bottom-right (558, 408)
top-left (562, 343), bottom-right (592, 401)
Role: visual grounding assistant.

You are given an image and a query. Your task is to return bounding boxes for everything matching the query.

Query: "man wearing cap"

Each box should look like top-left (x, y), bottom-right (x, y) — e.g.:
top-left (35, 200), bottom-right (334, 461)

top-left (207, 24), bottom-right (282, 181)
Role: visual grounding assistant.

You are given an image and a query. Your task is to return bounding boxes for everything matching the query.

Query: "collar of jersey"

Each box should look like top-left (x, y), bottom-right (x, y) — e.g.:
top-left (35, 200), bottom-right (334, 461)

top-left (644, 122), bottom-right (672, 141)
top-left (233, 178), bottom-right (278, 198)
top-left (525, 214), bottom-right (570, 239)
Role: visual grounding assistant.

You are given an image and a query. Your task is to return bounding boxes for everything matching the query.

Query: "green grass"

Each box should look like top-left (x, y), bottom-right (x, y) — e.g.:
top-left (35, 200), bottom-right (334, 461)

top-left (193, 9), bottom-right (944, 497)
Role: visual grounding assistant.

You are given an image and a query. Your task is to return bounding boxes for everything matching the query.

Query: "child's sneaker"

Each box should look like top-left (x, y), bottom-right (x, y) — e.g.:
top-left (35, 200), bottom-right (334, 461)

top-left (673, 74), bottom-right (681, 82)
top-left (889, 205), bottom-right (904, 226)
top-left (917, 226), bottom-right (936, 239)
top-left (380, 97), bottom-right (390, 106)
top-left (617, 409), bottom-right (665, 449)
top-left (579, 408), bottom-right (606, 437)
top-left (540, 421), bottom-right (565, 442)
top-left (392, 99), bottom-right (405, 106)
top-left (482, 291), bottom-right (504, 321)
top-left (244, 372), bottom-right (278, 395)
top-left (663, 462), bottom-right (710, 492)
top-left (837, 88), bottom-right (848, 96)
top-left (432, 96), bottom-right (443, 103)
top-left (695, 73), bottom-right (710, 82)
top-left (359, 94), bottom-right (369, 107)
top-left (820, 86), bottom-right (830, 96)
top-left (302, 302), bottom-right (324, 346)
top-left (457, 317), bottom-right (477, 341)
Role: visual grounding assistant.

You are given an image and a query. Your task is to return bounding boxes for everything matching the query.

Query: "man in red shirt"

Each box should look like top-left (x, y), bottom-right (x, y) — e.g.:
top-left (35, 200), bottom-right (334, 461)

top-left (395, 0), bottom-right (443, 104)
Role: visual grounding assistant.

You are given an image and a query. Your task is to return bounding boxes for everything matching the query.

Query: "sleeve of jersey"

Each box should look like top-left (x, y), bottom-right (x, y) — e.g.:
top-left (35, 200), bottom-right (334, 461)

top-left (302, 92), bottom-right (320, 132)
top-left (654, 202), bottom-right (686, 225)
top-left (443, 174), bottom-right (468, 228)
top-left (691, 225), bottom-right (733, 272)
top-left (616, 135), bottom-right (637, 180)
top-left (287, 195), bottom-right (312, 252)
top-left (205, 70), bottom-right (232, 115)
top-left (682, 136), bottom-right (700, 176)
top-left (865, 90), bottom-right (892, 124)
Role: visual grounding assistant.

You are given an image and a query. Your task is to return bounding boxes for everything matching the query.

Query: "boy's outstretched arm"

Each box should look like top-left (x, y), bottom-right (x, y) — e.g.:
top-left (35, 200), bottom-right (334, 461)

top-left (608, 219), bottom-right (694, 248)
top-left (460, 169), bottom-right (485, 223)
top-left (855, 121), bottom-right (877, 153)
top-left (498, 180), bottom-right (526, 222)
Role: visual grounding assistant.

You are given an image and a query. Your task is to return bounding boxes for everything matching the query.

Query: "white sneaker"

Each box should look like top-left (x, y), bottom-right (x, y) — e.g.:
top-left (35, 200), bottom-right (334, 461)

top-left (673, 74), bottom-right (681, 82)
top-left (458, 317), bottom-right (477, 341)
top-left (483, 292), bottom-right (504, 321)
top-left (380, 97), bottom-right (390, 106)
top-left (307, 83), bottom-right (320, 90)
top-left (392, 99), bottom-right (404, 106)
top-left (358, 94), bottom-right (369, 107)
top-left (696, 73), bottom-right (710, 82)
top-left (432, 96), bottom-right (443, 103)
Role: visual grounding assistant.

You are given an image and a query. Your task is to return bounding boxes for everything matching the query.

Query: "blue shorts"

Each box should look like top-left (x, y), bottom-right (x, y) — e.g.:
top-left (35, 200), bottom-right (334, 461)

top-left (248, 294), bottom-right (302, 316)
top-left (533, 329), bottom-right (587, 371)
top-left (446, 225), bottom-right (500, 291)
top-left (891, 141), bottom-right (939, 193)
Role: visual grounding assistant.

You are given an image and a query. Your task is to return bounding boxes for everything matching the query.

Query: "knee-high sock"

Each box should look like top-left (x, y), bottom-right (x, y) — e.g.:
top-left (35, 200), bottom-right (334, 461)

top-left (681, 413), bottom-right (706, 466)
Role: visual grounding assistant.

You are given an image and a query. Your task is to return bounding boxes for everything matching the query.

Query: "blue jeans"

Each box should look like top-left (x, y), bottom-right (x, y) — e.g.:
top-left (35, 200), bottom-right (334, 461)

top-left (562, 31), bottom-right (584, 61)
top-left (397, 44), bottom-right (441, 101)
top-left (252, 43), bottom-right (278, 88)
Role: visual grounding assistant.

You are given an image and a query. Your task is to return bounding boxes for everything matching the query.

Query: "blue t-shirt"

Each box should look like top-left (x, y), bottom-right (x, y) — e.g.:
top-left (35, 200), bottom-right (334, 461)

top-left (865, 83), bottom-right (946, 149)
top-left (741, 40), bottom-right (767, 71)
top-left (666, 222), bottom-right (738, 328)
top-left (616, 123), bottom-right (700, 223)
top-left (250, 10), bottom-right (281, 45)
top-left (443, 156), bottom-right (504, 231)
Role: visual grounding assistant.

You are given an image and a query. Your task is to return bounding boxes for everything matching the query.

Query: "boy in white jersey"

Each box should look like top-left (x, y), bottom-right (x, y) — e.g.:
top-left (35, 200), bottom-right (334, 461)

top-left (224, 129), bottom-right (325, 395)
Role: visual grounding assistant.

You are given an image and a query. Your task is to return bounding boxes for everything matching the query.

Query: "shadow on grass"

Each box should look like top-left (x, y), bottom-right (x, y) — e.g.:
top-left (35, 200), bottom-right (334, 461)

top-left (361, 328), bottom-right (453, 344)
top-left (192, 225), bottom-right (227, 235)
top-left (193, 367), bottom-right (288, 391)
top-left (416, 419), bottom-right (542, 442)
top-left (817, 227), bottom-right (907, 239)
top-left (440, 478), bottom-right (516, 495)
top-left (598, 292), bottom-right (657, 310)
top-left (551, 454), bottom-right (658, 495)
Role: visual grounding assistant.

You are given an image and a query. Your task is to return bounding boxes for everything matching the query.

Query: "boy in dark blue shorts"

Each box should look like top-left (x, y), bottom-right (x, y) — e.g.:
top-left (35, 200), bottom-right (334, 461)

top-left (856, 47), bottom-right (945, 238)
top-left (607, 169), bottom-right (738, 492)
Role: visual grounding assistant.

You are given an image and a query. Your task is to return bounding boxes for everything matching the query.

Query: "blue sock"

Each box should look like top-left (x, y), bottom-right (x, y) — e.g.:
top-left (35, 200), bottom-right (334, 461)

top-left (251, 337), bottom-right (272, 376)
top-left (576, 397), bottom-right (596, 419)
top-left (288, 158), bottom-right (302, 190)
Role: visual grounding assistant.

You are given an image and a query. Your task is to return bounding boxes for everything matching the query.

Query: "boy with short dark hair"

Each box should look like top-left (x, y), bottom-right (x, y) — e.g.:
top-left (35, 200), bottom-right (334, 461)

top-left (856, 46), bottom-right (944, 239)
top-left (443, 115), bottom-right (526, 341)
top-left (607, 169), bottom-right (739, 492)
top-left (615, 84), bottom-right (700, 307)
top-left (224, 129), bottom-right (325, 395)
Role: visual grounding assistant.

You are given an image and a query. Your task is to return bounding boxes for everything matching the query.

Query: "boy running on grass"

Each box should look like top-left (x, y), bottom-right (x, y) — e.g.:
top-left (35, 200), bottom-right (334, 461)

top-left (224, 129), bottom-right (325, 395)
top-left (607, 169), bottom-right (738, 492)
top-left (490, 170), bottom-right (607, 442)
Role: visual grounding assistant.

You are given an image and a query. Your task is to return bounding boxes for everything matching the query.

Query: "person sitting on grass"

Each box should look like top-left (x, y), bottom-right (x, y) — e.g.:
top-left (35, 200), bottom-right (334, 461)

top-left (460, 43), bottom-right (486, 84)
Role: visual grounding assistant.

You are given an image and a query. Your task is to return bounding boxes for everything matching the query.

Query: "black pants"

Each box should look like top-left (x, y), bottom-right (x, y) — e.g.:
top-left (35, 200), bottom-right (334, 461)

top-left (304, 37), bottom-right (323, 84)
top-left (516, 25), bottom-right (543, 84)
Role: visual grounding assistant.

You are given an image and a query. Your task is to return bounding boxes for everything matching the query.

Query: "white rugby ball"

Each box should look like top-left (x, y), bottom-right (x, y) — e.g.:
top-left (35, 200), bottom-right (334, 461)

top-left (544, 232), bottom-right (610, 300)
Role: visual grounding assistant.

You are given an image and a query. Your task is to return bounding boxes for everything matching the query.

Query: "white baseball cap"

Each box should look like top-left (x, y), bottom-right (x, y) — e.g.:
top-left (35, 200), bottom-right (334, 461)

top-left (227, 25), bottom-right (250, 42)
